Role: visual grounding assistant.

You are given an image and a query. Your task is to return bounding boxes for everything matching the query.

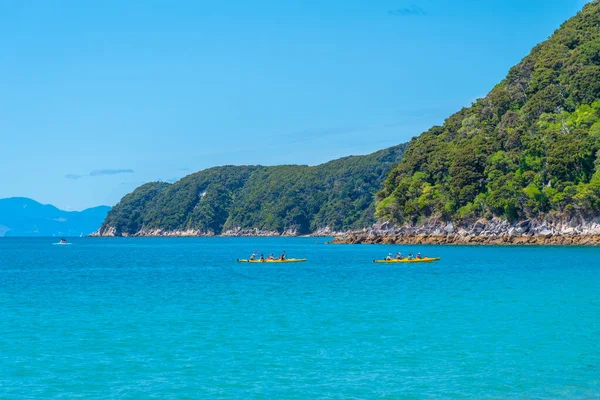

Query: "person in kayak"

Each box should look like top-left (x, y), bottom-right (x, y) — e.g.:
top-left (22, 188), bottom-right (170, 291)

top-left (408, 253), bottom-right (414, 259)
top-left (396, 252), bottom-right (403, 260)
top-left (260, 254), bottom-right (265, 262)
top-left (386, 253), bottom-right (393, 260)
top-left (268, 253), bottom-right (275, 260)
top-left (249, 253), bottom-right (256, 261)
top-left (416, 253), bottom-right (422, 259)
top-left (278, 252), bottom-right (286, 261)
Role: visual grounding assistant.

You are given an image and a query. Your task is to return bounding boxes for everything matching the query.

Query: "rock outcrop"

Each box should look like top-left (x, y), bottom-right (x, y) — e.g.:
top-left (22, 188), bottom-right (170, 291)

top-left (329, 217), bottom-right (600, 245)
top-left (221, 227), bottom-right (298, 237)
top-left (91, 224), bottom-right (343, 237)
top-left (91, 217), bottom-right (600, 245)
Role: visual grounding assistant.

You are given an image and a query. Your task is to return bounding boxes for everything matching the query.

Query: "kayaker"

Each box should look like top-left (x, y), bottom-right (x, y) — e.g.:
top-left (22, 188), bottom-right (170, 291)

top-left (260, 254), bottom-right (265, 262)
top-left (396, 252), bottom-right (403, 260)
top-left (417, 253), bottom-right (422, 259)
top-left (278, 252), bottom-right (286, 260)
top-left (268, 253), bottom-right (275, 260)
top-left (249, 253), bottom-right (256, 261)
top-left (386, 253), bottom-right (393, 261)
top-left (408, 253), bottom-right (414, 259)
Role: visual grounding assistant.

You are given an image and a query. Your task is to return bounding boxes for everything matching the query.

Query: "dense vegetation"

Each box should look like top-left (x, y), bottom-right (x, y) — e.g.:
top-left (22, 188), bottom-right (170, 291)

top-left (377, 1), bottom-right (600, 225)
top-left (100, 145), bottom-right (406, 235)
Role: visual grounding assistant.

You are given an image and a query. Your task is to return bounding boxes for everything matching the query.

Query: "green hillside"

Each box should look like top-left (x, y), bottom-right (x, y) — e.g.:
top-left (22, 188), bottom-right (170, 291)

top-left (99, 144), bottom-right (406, 235)
top-left (377, 1), bottom-right (600, 225)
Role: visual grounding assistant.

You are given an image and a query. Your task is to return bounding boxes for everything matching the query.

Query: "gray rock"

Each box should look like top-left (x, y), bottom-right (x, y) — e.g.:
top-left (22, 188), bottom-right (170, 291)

top-left (472, 219), bottom-right (488, 234)
top-left (444, 223), bottom-right (455, 234)
top-left (514, 220), bottom-right (531, 234)
top-left (380, 221), bottom-right (393, 231)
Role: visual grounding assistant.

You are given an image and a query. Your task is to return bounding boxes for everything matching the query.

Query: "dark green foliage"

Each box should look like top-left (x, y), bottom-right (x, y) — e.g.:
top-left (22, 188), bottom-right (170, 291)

top-left (100, 145), bottom-right (406, 235)
top-left (378, 1), bottom-right (600, 223)
top-left (102, 182), bottom-right (170, 235)
top-left (449, 142), bottom-right (489, 207)
top-left (147, 166), bottom-right (258, 232)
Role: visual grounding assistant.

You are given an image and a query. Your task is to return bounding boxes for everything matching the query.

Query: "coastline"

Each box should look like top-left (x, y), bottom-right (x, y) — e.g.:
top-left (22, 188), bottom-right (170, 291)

top-left (90, 218), bottom-right (600, 245)
top-left (90, 226), bottom-right (338, 238)
top-left (329, 217), bottom-right (600, 246)
top-left (329, 233), bottom-right (600, 246)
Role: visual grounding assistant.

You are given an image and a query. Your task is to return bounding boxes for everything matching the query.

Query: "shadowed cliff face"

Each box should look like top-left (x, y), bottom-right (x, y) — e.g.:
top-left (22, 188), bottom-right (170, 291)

top-left (98, 144), bottom-right (407, 236)
top-left (377, 1), bottom-right (600, 226)
top-left (0, 197), bottom-right (110, 237)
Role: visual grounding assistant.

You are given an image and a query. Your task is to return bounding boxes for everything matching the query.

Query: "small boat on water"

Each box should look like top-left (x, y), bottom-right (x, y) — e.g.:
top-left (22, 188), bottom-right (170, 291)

top-left (237, 258), bottom-right (307, 263)
top-left (373, 257), bottom-right (440, 263)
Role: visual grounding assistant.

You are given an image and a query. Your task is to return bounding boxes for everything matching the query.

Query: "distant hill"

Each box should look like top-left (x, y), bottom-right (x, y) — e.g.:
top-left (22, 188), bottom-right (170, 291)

top-left (98, 144), bottom-right (407, 236)
top-left (0, 198), bottom-right (111, 237)
top-left (377, 1), bottom-right (600, 225)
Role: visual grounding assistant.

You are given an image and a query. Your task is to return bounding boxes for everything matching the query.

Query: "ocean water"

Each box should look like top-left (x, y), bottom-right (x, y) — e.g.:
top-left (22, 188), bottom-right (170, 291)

top-left (1, 238), bottom-right (599, 399)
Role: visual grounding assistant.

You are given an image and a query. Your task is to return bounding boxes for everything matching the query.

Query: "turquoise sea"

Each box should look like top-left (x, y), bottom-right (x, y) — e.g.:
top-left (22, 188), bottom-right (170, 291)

top-left (1, 238), bottom-right (599, 399)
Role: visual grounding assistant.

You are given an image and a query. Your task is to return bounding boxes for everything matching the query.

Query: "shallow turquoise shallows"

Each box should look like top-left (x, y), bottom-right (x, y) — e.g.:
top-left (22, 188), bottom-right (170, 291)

top-left (1, 238), bottom-right (599, 399)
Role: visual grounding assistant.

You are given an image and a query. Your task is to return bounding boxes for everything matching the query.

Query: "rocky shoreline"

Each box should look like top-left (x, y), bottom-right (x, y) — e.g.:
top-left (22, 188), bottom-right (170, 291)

top-left (90, 226), bottom-right (339, 238)
top-left (91, 218), bottom-right (600, 245)
top-left (330, 233), bottom-right (600, 245)
top-left (329, 218), bottom-right (600, 246)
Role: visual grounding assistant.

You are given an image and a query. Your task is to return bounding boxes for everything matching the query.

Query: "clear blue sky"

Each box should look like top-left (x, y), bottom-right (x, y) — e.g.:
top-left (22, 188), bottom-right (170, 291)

top-left (0, 0), bottom-right (592, 210)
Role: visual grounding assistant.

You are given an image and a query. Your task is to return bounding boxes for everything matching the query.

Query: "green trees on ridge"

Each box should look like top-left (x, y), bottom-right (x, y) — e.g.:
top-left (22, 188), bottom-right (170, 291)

top-left (100, 145), bottom-right (406, 235)
top-left (377, 1), bottom-right (600, 225)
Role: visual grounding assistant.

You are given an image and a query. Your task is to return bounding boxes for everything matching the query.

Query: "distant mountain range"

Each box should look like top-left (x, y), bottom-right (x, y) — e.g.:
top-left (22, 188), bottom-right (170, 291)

top-left (0, 198), bottom-right (111, 237)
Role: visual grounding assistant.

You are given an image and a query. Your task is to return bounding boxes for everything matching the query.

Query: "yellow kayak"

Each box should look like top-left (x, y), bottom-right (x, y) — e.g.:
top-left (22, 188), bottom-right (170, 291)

top-left (237, 258), bottom-right (307, 263)
top-left (373, 257), bottom-right (440, 263)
